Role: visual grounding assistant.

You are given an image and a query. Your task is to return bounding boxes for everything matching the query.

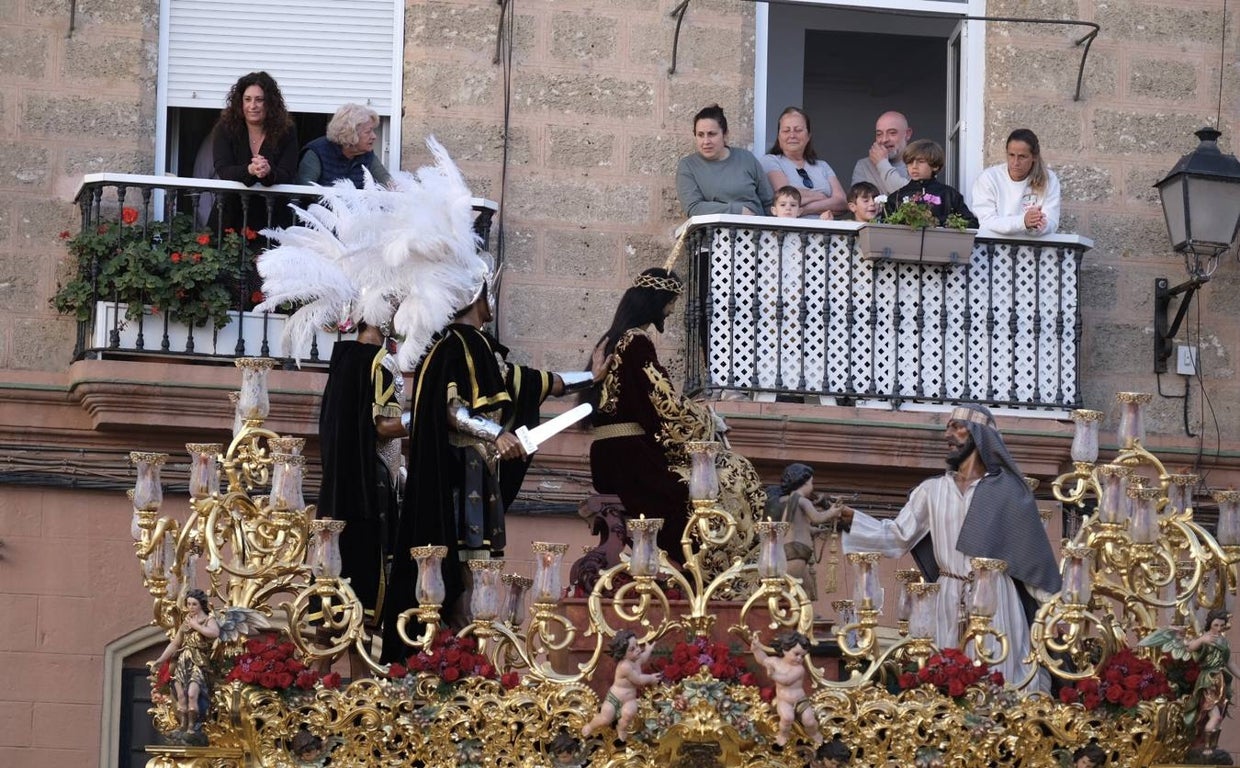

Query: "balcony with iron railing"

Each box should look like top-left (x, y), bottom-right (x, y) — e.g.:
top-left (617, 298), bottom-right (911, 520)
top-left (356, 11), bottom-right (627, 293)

top-left (66, 173), bottom-right (498, 366)
top-left (679, 214), bottom-right (1093, 414)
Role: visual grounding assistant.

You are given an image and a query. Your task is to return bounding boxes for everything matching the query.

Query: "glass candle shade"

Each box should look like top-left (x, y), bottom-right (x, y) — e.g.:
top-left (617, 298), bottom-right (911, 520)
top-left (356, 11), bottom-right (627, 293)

top-left (1166, 474), bottom-right (1198, 516)
top-left (235, 357), bottom-right (276, 421)
top-left (848, 552), bottom-right (883, 611)
top-left (1061, 545), bottom-right (1095, 605)
top-left (268, 437), bottom-right (305, 456)
top-left (229, 391), bottom-right (243, 438)
top-left (627, 518), bottom-right (664, 578)
top-left (130, 452), bottom-right (168, 512)
top-left (1070, 409), bottom-right (1103, 463)
top-left (755, 521), bottom-right (790, 579)
top-left (895, 569), bottom-right (921, 623)
top-left (501, 573), bottom-right (532, 626)
top-left (1097, 464), bottom-right (1132, 524)
top-left (308, 519), bottom-right (345, 579)
top-left (144, 532), bottom-right (172, 581)
top-left (468, 559), bottom-right (505, 622)
top-left (270, 453), bottom-right (306, 511)
top-left (1214, 490), bottom-right (1240, 546)
top-left (531, 542), bottom-right (569, 604)
top-left (186, 443), bottom-right (222, 500)
top-left (412, 545), bottom-right (448, 606)
top-left (1116, 392), bottom-right (1152, 447)
top-left (128, 489), bottom-right (141, 540)
top-left (969, 558), bottom-right (1008, 617)
top-left (908, 582), bottom-right (941, 638)
top-left (1128, 485), bottom-right (1162, 544)
top-left (683, 441), bottom-right (721, 502)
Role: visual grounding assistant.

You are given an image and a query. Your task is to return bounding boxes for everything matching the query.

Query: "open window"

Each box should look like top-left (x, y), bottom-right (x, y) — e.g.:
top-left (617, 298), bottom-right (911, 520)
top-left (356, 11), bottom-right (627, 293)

top-left (756, 1), bottom-right (983, 193)
top-left (154, 0), bottom-right (404, 180)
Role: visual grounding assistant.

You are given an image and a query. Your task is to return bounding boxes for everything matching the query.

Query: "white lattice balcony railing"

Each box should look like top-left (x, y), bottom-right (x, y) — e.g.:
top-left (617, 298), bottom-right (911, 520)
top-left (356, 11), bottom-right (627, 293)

top-left (679, 215), bottom-right (1094, 413)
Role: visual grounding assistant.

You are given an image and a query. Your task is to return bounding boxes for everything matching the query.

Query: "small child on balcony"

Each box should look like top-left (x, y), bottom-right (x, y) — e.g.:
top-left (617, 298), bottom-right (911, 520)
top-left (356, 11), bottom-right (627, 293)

top-left (846, 181), bottom-right (881, 223)
top-left (772, 185), bottom-right (803, 218)
top-left (883, 140), bottom-right (978, 228)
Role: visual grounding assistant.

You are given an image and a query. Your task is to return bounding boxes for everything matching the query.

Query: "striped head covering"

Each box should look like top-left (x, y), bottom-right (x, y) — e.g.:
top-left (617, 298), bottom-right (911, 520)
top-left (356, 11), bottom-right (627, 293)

top-left (913, 403), bottom-right (1062, 623)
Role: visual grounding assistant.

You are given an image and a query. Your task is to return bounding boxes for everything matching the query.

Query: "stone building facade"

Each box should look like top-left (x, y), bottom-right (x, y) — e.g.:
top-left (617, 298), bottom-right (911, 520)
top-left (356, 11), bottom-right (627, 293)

top-left (2, 0), bottom-right (1239, 765)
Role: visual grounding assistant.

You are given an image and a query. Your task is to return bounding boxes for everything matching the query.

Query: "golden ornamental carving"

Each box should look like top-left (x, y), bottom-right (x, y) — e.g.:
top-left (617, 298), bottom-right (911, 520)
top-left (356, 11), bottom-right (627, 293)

top-left (134, 374), bottom-right (1224, 766)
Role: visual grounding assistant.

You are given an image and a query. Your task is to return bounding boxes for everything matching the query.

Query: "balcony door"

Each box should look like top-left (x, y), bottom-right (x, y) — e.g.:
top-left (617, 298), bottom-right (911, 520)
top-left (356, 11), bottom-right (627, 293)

top-left (756, 0), bottom-right (983, 194)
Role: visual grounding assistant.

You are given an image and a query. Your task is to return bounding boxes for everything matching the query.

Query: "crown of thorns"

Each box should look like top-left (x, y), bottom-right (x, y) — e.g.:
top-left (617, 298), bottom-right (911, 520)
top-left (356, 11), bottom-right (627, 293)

top-left (633, 273), bottom-right (683, 294)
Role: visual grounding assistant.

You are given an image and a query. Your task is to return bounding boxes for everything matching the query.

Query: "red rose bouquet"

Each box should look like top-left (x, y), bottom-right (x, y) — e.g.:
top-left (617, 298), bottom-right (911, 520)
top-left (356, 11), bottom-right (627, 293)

top-left (1057, 647), bottom-right (1171, 712)
top-left (897, 648), bottom-right (1003, 699)
top-left (653, 636), bottom-right (757, 686)
top-left (390, 633), bottom-right (520, 691)
top-left (225, 633), bottom-right (341, 692)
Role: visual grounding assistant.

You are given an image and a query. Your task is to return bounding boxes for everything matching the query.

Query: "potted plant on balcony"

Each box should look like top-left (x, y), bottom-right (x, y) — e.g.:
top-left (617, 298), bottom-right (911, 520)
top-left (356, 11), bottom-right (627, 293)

top-left (51, 208), bottom-right (255, 341)
top-left (857, 193), bottom-right (976, 265)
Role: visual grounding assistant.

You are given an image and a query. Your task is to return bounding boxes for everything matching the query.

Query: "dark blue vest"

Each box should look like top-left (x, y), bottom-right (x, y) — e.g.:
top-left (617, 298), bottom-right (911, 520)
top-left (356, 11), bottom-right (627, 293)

top-left (302, 136), bottom-right (374, 188)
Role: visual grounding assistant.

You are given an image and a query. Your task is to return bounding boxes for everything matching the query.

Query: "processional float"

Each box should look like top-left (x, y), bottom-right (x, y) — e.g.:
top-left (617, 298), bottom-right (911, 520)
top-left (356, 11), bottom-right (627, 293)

top-left (132, 360), bottom-right (1235, 767)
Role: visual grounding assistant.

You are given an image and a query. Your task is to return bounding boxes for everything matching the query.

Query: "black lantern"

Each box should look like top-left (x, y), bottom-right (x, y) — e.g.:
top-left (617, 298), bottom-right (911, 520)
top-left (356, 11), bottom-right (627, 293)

top-left (1152, 127), bottom-right (1240, 373)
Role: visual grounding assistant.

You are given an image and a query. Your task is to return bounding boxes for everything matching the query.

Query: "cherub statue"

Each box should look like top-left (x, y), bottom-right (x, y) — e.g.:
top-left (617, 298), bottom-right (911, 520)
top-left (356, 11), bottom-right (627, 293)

top-left (150, 589), bottom-right (267, 745)
top-left (581, 629), bottom-right (660, 742)
top-left (772, 464), bottom-right (841, 601)
top-left (1141, 608), bottom-right (1236, 755)
top-left (748, 630), bottom-right (823, 747)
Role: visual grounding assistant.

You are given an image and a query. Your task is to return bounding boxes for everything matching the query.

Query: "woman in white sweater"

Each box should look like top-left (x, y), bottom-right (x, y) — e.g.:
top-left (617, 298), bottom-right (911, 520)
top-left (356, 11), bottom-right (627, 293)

top-left (971, 128), bottom-right (1061, 236)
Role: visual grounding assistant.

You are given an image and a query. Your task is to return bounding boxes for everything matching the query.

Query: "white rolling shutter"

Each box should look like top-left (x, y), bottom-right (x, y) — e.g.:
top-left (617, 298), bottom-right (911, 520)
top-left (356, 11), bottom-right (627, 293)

top-left (165, 0), bottom-right (400, 115)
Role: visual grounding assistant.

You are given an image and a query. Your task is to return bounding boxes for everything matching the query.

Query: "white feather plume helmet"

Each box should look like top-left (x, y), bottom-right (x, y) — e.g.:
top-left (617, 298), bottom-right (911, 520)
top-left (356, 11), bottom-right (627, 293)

top-left (255, 137), bottom-right (487, 370)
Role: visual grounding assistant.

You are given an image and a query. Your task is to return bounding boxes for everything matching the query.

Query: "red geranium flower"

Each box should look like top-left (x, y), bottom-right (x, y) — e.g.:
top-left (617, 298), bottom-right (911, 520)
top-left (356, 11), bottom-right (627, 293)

top-left (170, 252), bottom-right (181, 263)
top-left (121, 207), bottom-right (139, 225)
top-left (225, 227), bottom-right (236, 235)
top-left (58, 230), bottom-right (71, 240)
top-left (192, 252), bottom-right (202, 263)
top-left (251, 290), bottom-right (265, 305)
top-left (243, 227), bottom-right (259, 241)
top-left (196, 233), bottom-right (210, 245)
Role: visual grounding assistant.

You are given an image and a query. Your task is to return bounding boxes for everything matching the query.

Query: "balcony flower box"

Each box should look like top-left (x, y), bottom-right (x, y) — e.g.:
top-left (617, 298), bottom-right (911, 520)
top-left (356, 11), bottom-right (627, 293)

top-left (856, 222), bottom-right (975, 266)
top-left (92, 301), bottom-right (338, 360)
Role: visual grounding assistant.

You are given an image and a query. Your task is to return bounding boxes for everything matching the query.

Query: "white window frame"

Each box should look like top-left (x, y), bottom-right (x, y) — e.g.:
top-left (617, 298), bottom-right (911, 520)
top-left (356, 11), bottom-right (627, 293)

top-left (153, 0), bottom-right (405, 181)
top-left (754, 0), bottom-right (986, 198)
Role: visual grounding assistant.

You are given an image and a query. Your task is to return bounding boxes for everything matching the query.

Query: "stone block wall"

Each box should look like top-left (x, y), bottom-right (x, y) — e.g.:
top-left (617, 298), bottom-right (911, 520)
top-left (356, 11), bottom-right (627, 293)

top-left (401, 0), bottom-right (756, 374)
top-left (984, 0), bottom-right (1240, 437)
top-left (0, 0), bottom-right (158, 372)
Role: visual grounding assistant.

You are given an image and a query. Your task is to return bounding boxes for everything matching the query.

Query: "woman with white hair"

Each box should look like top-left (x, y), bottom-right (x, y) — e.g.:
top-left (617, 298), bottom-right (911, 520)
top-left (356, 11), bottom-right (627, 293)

top-left (298, 103), bottom-right (393, 187)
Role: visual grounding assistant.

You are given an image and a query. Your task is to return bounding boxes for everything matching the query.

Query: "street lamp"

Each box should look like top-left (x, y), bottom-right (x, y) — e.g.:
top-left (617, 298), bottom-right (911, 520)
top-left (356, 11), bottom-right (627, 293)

top-left (1152, 127), bottom-right (1240, 373)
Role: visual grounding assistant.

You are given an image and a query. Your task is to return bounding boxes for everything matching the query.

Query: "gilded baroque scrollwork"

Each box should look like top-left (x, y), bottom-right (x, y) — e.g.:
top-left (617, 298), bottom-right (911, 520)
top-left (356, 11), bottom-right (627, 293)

top-left (136, 373), bottom-right (1224, 767)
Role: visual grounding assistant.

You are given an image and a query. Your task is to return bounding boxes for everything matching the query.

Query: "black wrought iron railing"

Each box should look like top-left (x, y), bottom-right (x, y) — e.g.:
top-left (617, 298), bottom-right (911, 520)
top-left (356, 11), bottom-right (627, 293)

top-left (681, 215), bottom-right (1094, 412)
top-left (66, 173), bottom-right (498, 364)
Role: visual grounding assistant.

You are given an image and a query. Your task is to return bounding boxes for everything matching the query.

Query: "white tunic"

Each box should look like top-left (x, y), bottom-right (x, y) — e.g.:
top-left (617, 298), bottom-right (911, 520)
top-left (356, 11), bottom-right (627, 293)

top-left (843, 473), bottom-right (1048, 691)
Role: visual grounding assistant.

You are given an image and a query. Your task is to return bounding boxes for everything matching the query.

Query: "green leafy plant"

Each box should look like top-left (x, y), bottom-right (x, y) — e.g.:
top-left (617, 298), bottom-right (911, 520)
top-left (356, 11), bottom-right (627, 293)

top-left (880, 192), bottom-right (971, 232)
top-left (50, 207), bottom-right (258, 331)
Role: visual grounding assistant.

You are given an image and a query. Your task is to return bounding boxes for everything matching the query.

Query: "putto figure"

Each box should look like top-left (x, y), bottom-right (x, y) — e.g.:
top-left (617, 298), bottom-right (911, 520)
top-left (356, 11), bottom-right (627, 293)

top-left (582, 629), bottom-right (661, 742)
top-left (749, 631), bottom-right (823, 747)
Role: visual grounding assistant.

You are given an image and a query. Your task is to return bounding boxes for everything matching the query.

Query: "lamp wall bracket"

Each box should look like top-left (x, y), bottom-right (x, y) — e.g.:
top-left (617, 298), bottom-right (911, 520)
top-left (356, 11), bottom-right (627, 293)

top-left (1153, 276), bottom-right (1207, 374)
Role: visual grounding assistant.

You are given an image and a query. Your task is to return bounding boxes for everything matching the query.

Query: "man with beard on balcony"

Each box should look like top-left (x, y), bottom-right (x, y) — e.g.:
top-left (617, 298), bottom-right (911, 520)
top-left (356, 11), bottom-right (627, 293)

top-left (834, 404), bottom-right (1061, 691)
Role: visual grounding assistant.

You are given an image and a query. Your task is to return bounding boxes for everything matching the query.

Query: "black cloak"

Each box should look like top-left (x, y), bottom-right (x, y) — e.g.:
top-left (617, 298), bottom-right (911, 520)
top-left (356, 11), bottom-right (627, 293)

top-left (380, 324), bottom-right (551, 663)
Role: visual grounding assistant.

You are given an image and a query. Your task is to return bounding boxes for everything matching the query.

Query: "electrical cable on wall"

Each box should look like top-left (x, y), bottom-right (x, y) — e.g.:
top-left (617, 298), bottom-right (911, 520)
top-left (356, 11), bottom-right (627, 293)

top-left (492, 0), bottom-right (516, 342)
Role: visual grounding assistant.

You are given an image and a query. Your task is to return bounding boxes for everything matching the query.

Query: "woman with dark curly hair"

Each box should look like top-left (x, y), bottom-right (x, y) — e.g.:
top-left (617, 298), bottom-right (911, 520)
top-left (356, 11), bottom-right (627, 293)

top-left (212, 71), bottom-right (298, 188)
top-left (208, 72), bottom-right (299, 236)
